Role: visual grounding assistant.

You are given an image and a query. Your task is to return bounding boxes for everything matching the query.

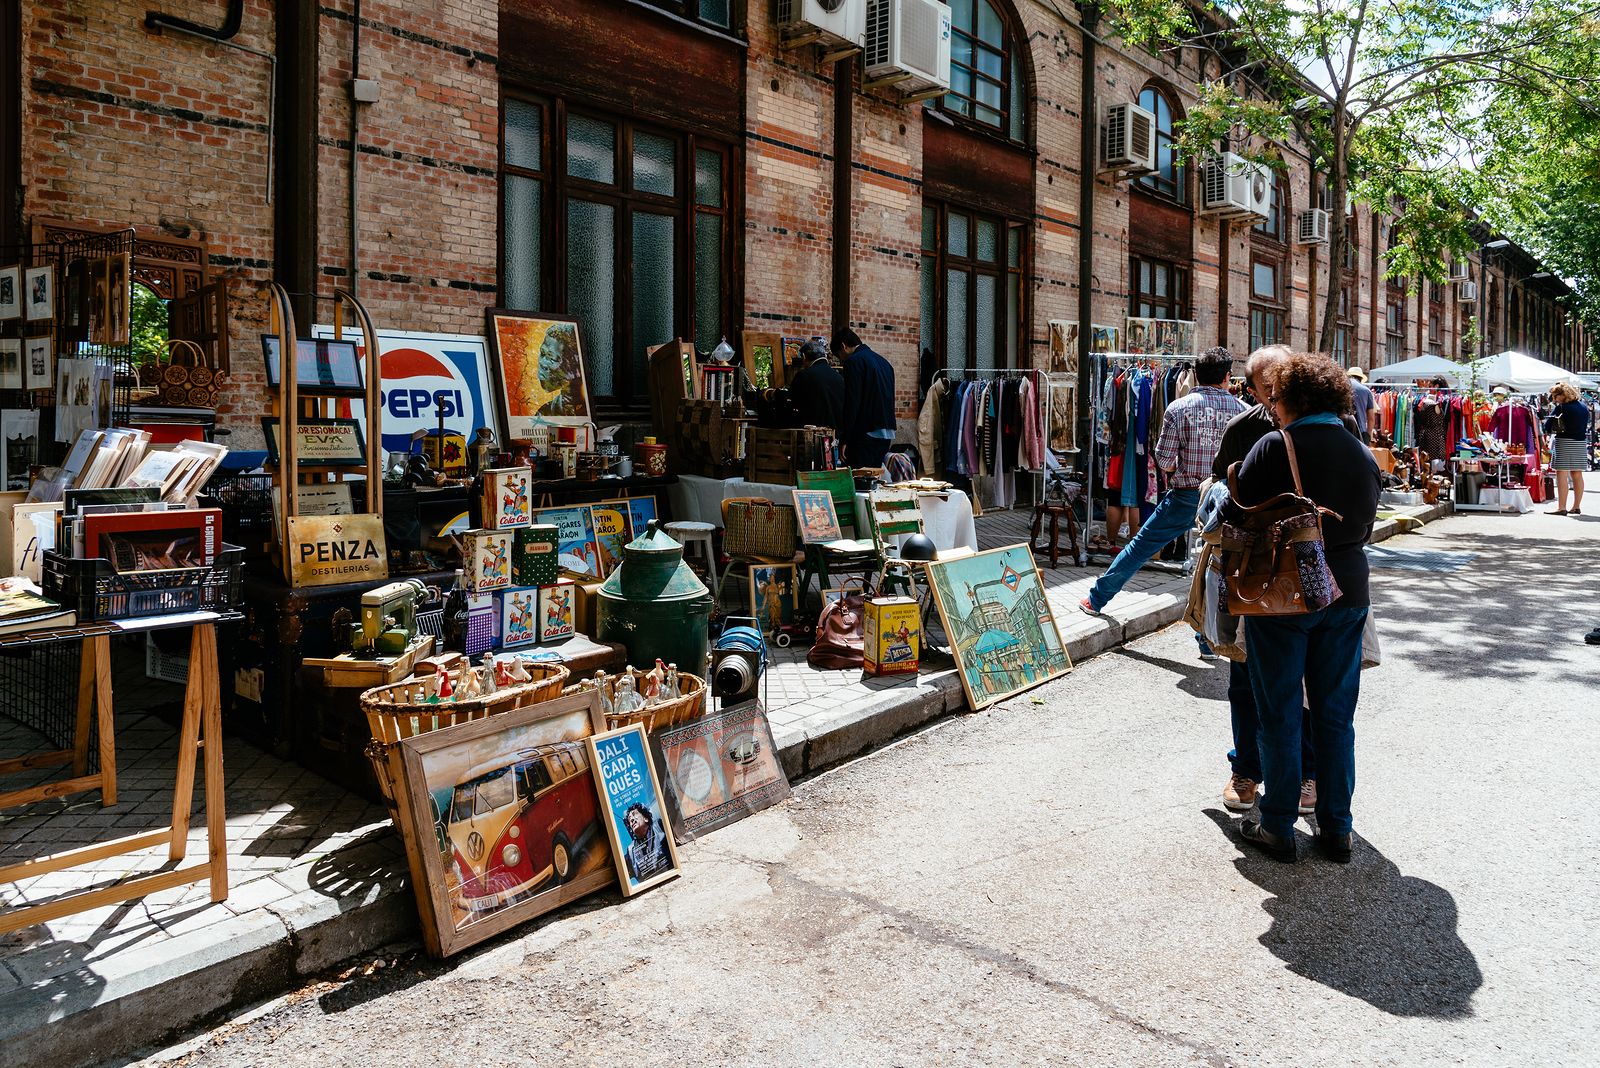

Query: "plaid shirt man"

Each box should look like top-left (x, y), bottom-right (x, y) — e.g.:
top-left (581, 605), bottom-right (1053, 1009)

top-left (1154, 385), bottom-right (1247, 490)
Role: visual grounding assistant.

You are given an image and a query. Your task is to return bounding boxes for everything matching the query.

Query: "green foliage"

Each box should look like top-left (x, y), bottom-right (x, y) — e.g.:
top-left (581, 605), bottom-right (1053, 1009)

top-left (129, 283), bottom-right (168, 368)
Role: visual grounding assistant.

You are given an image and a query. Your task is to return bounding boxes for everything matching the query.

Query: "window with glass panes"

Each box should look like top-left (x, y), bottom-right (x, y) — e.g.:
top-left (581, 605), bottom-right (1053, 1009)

top-left (1130, 255), bottom-right (1190, 320)
top-left (1251, 170), bottom-right (1288, 242)
top-left (1385, 298), bottom-right (1405, 360)
top-left (1136, 87), bottom-right (1186, 204)
top-left (1249, 258), bottom-right (1284, 352)
top-left (640, 0), bottom-right (733, 30)
top-left (500, 94), bottom-right (732, 406)
top-left (943, 0), bottom-right (1026, 140)
top-left (1332, 284), bottom-right (1354, 364)
top-left (920, 202), bottom-right (1025, 371)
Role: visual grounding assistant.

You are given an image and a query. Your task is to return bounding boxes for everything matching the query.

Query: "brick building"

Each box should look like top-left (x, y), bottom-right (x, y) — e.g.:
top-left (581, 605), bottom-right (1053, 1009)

top-left (3, 0), bottom-right (1590, 451)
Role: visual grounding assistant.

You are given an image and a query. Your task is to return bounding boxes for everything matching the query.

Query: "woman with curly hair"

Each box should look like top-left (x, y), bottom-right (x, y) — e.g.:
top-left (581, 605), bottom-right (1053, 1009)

top-left (1229, 353), bottom-right (1380, 864)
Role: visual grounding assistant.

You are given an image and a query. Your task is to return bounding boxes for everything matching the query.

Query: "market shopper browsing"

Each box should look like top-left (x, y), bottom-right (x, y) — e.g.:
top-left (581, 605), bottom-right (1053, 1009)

top-left (833, 327), bottom-right (897, 468)
top-left (1080, 347), bottom-right (1245, 617)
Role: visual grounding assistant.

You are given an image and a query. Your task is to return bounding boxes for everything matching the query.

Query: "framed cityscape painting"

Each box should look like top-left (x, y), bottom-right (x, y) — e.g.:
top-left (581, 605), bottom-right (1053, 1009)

top-left (925, 543), bottom-right (1072, 710)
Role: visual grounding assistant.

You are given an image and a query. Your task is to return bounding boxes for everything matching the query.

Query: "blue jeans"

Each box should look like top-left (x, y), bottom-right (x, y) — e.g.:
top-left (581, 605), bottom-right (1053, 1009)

top-left (1244, 605), bottom-right (1368, 839)
top-left (1228, 658), bottom-right (1314, 782)
top-left (1087, 488), bottom-right (1198, 610)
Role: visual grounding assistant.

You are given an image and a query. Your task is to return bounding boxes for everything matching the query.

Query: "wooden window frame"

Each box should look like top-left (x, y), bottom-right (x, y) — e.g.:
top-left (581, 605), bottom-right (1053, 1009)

top-left (921, 199), bottom-right (1028, 372)
top-left (941, 0), bottom-right (1022, 139)
top-left (1130, 254), bottom-right (1191, 320)
top-left (1136, 85), bottom-right (1187, 206)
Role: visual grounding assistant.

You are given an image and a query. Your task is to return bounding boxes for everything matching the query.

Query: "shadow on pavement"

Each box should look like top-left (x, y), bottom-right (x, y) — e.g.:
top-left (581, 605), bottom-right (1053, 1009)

top-left (1203, 808), bottom-right (1482, 1019)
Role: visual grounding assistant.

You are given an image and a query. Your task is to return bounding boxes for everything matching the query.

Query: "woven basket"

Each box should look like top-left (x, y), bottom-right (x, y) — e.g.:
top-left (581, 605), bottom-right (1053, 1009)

top-left (569, 667), bottom-right (706, 733)
top-left (154, 338), bottom-right (223, 408)
top-left (723, 497), bottom-right (797, 560)
top-left (361, 661), bottom-right (570, 819)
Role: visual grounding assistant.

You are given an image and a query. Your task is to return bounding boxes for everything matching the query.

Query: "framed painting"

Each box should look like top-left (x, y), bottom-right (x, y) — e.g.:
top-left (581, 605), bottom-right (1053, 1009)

top-left (486, 310), bottom-right (592, 436)
top-left (649, 699), bottom-right (791, 843)
top-left (791, 488), bottom-right (842, 544)
top-left (261, 417), bottom-right (366, 466)
top-left (24, 265), bottom-right (54, 322)
top-left (748, 563), bottom-right (796, 635)
top-left (0, 340), bottom-right (21, 390)
top-left (587, 724), bottom-right (681, 896)
top-left (925, 543), bottom-right (1072, 710)
top-left (589, 499), bottom-right (631, 577)
top-left (780, 336), bottom-right (805, 377)
top-left (0, 265), bottom-right (19, 320)
top-left (23, 337), bottom-right (53, 390)
top-left (1124, 317), bottom-right (1156, 355)
top-left (106, 253), bottom-right (131, 346)
top-left (388, 690), bottom-right (614, 957)
top-left (741, 330), bottom-right (783, 390)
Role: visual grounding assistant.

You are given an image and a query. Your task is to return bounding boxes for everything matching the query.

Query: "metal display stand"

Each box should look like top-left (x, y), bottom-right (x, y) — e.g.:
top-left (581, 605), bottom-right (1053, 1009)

top-left (0, 613), bottom-right (234, 934)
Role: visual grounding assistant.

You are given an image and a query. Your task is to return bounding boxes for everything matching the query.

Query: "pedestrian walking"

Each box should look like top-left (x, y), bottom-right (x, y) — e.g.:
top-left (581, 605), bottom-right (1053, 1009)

top-left (1206, 346), bottom-right (1317, 815)
top-left (1346, 366), bottom-right (1376, 442)
top-left (834, 327), bottom-right (897, 468)
top-left (1545, 382), bottom-right (1589, 515)
top-left (1231, 353), bottom-right (1379, 864)
top-left (1081, 346), bottom-right (1245, 617)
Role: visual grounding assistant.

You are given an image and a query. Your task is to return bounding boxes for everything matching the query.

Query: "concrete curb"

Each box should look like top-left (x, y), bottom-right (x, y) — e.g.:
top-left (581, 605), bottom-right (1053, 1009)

top-left (7, 500), bottom-right (1457, 1068)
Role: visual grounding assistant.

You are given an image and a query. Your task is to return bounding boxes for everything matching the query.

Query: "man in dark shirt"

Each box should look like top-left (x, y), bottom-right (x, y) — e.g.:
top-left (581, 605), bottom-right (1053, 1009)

top-left (787, 338), bottom-right (845, 431)
top-left (835, 327), bottom-right (897, 467)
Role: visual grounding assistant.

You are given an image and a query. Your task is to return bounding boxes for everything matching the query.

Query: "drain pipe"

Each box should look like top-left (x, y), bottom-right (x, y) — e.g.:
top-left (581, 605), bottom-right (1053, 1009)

top-left (348, 0), bottom-right (363, 296)
top-left (1076, 7), bottom-right (1099, 441)
top-left (832, 56), bottom-right (855, 339)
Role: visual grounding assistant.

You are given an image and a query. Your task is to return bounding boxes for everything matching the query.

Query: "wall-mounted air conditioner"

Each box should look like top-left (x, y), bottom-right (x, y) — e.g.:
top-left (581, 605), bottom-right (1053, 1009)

top-left (863, 0), bottom-right (952, 97)
top-left (1101, 102), bottom-right (1156, 173)
top-left (1457, 280), bottom-right (1479, 302)
top-left (1201, 152), bottom-right (1270, 219)
top-left (1297, 208), bottom-right (1330, 244)
top-left (775, 0), bottom-right (867, 51)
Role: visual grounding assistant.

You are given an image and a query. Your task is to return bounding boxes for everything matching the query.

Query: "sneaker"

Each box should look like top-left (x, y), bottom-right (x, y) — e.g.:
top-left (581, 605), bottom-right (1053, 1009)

top-left (1223, 773), bottom-right (1258, 812)
top-left (1299, 778), bottom-right (1317, 815)
top-left (1078, 597), bottom-right (1105, 618)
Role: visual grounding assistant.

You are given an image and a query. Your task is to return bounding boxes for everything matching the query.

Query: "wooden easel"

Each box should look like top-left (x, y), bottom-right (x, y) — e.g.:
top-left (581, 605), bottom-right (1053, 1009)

top-left (0, 619), bottom-right (228, 934)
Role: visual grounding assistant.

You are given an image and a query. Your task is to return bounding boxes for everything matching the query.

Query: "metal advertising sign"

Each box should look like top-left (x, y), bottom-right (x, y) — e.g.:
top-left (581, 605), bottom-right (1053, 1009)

top-left (286, 513), bottom-right (389, 587)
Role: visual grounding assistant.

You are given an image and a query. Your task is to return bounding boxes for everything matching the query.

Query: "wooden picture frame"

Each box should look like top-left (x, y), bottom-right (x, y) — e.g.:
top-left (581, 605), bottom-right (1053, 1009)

top-left (105, 252), bottom-right (131, 347)
top-left (486, 309), bottom-right (592, 438)
top-left (741, 329), bottom-right (783, 390)
top-left (0, 265), bottom-right (19, 320)
top-left (388, 690), bottom-right (614, 958)
top-left (649, 699), bottom-right (791, 843)
top-left (261, 417), bottom-right (366, 466)
top-left (587, 723), bottom-right (681, 896)
top-left (748, 562), bottom-right (797, 635)
top-left (24, 265), bottom-right (53, 322)
top-left (925, 543), bottom-right (1073, 710)
top-left (23, 336), bottom-right (53, 390)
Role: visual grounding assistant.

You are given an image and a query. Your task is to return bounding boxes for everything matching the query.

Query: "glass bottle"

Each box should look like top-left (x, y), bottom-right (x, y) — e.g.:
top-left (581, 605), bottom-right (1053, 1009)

top-left (613, 673), bottom-right (644, 715)
top-left (594, 670), bottom-right (613, 717)
top-left (443, 569), bottom-right (468, 654)
top-left (663, 663), bottom-right (681, 701)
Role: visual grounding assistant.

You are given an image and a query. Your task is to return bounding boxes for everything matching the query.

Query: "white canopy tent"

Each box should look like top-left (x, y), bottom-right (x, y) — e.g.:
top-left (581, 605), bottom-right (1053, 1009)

top-left (1464, 350), bottom-right (1584, 394)
top-left (1364, 354), bottom-right (1468, 387)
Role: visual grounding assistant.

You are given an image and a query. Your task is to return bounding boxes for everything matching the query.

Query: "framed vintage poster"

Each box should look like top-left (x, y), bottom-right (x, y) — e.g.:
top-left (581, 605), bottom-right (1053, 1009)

top-left (749, 562), bottom-right (796, 635)
top-left (261, 417), bottom-right (366, 466)
top-left (1047, 321), bottom-right (1122, 373)
top-left (532, 504), bottom-right (602, 582)
top-left (500, 586), bottom-right (539, 648)
top-left (925, 543), bottom-right (1072, 710)
top-left (24, 266), bottom-right (54, 322)
top-left (589, 499), bottom-right (630, 576)
top-left (388, 690), bottom-right (614, 957)
top-left (587, 724), bottom-right (681, 896)
top-left (649, 700), bottom-right (791, 843)
top-left (23, 337), bottom-right (53, 390)
top-left (791, 488), bottom-right (842, 544)
top-left (486, 310), bottom-right (592, 437)
top-left (0, 265), bottom-right (21, 320)
top-left (741, 330), bottom-right (783, 390)
top-left (261, 335), bottom-right (365, 392)
top-left (0, 340), bottom-right (21, 390)
top-left (624, 496), bottom-right (657, 539)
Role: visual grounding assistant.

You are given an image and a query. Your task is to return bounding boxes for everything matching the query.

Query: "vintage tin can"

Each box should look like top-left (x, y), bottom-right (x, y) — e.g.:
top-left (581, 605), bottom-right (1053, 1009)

top-left (462, 529), bottom-right (513, 593)
top-left (635, 439), bottom-right (668, 477)
top-left (512, 523), bottom-right (560, 587)
top-left (864, 596), bottom-right (920, 676)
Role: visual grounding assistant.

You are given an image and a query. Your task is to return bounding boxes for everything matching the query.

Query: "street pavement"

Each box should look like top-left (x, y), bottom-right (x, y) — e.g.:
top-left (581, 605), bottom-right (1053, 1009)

top-left (141, 510), bottom-right (1599, 1068)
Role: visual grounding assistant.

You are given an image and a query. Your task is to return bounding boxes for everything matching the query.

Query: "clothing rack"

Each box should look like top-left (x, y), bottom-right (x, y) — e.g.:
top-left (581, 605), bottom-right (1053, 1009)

top-left (1082, 352), bottom-right (1199, 564)
top-left (928, 366), bottom-right (1052, 511)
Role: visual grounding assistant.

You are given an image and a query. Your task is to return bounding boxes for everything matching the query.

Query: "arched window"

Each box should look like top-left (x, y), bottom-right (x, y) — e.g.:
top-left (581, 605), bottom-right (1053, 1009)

top-left (943, 0), bottom-right (1026, 140)
top-left (1137, 85), bottom-right (1185, 204)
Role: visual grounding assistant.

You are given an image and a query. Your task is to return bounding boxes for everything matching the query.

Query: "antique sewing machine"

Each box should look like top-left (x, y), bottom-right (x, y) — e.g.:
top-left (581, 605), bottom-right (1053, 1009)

top-left (351, 579), bottom-right (428, 657)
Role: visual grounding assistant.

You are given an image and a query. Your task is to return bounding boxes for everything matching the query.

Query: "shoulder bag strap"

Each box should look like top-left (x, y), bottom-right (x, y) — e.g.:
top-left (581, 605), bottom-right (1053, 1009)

top-left (1280, 427), bottom-right (1306, 497)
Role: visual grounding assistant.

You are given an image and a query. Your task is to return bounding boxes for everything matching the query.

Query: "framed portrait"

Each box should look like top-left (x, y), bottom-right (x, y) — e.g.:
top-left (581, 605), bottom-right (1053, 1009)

top-left (486, 310), bottom-right (592, 437)
top-left (791, 488), bottom-right (842, 544)
top-left (925, 543), bottom-right (1072, 710)
top-left (0, 265), bottom-right (22, 320)
top-left (500, 586), bottom-right (539, 649)
top-left (387, 690), bottom-right (614, 957)
top-left (587, 724), bottom-right (681, 896)
top-left (0, 340), bottom-right (21, 390)
top-left (741, 330), bottom-right (783, 390)
top-left (24, 266), bottom-right (54, 322)
top-left (261, 335), bottom-right (365, 393)
top-left (260, 417), bottom-right (366, 466)
top-left (649, 700), bottom-right (791, 843)
top-left (748, 562), bottom-right (797, 634)
top-left (23, 337), bottom-right (53, 390)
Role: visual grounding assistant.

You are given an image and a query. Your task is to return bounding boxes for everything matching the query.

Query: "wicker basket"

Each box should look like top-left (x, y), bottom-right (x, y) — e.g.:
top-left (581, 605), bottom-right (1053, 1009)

top-left (569, 667), bottom-right (707, 733)
top-left (361, 661), bottom-right (570, 819)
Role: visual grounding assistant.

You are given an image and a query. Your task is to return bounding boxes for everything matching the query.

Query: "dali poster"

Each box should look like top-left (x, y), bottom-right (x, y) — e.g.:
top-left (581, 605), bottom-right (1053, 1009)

top-left (588, 725), bottom-right (680, 895)
top-left (926, 543), bottom-right (1072, 710)
top-left (489, 312), bottom-right (591, 437)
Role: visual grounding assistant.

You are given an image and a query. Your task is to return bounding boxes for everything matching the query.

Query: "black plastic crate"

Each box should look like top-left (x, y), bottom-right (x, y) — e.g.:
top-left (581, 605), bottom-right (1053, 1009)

top-left (43, 544), bottom-right (245, 622)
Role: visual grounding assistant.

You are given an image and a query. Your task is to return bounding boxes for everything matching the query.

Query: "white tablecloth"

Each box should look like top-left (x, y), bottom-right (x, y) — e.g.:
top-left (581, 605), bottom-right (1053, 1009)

top-left (854, 490), bottom-right (978, 553)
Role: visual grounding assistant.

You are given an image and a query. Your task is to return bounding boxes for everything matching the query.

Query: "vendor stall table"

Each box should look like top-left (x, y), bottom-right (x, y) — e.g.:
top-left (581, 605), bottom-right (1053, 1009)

top-left (856, 489), bottom-right (978, 553)
top-left (0, 612), bottom-right (234, 934)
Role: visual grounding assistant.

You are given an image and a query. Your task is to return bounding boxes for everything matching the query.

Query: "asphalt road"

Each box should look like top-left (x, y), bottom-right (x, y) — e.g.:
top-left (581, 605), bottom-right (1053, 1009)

top-left (143, 510), bottom-right (1600, 1068)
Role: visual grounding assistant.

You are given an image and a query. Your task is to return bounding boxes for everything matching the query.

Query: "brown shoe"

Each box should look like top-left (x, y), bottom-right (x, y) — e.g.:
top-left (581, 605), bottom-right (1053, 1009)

top-left (1299, 779), bottom-right (1317, 815)
top-left (1224, 773), bottom-right (1258, 812)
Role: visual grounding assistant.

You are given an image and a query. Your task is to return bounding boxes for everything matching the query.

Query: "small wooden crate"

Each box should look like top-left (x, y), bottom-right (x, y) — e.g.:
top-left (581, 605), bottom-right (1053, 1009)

top-left (745, 426), bottom-right (831, 485)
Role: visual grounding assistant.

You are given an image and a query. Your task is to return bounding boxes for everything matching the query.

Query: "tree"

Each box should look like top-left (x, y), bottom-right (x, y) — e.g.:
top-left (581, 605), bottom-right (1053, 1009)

top-left (1100, 0), bottom-right (1600, 354)
top-left (130, 282), bottom-right (168, 368)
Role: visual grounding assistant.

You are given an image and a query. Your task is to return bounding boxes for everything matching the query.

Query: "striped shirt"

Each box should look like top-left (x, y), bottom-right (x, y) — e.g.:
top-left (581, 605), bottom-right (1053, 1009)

top-left (1154, 385), bottom-right (1248, 489)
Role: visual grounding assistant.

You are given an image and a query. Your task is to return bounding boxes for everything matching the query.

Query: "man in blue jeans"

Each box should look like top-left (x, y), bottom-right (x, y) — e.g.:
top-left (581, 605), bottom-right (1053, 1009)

top-left (1080, 346), bottom-right (1244, 616)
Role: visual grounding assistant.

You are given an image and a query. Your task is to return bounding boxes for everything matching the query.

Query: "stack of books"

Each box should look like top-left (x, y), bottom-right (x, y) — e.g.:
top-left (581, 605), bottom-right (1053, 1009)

top-left (0, 577), bottom-right (75, 636)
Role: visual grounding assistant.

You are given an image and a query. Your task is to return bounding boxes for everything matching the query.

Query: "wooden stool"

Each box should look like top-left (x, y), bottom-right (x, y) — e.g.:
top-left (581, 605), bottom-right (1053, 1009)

top-left (665, 521), bottom-right (719, 596)
top-left (1030, 502), bottom-right (1082, 568)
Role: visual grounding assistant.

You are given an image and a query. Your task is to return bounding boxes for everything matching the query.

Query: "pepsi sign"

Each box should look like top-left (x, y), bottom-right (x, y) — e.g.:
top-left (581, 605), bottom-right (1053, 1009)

top-left (312, 326), bottom-right (498, 455)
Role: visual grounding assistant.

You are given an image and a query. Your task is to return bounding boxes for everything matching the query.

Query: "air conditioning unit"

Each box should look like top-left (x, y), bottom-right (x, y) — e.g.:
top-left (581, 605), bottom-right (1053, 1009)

top-left (775, 0), bottom-right (866, 51)
top-left (1101, 102), bottom-right (1157, 173)
top-left (1201, 153), bottom-right (1270, 219)
top-left (863, 0), bottom-right (952, 96)
top-left (1457, 280), bottom-right (1479, 302)
top-left (1448, 260), bottom-right (1469, 280)
top-left (1297, 208), bottom-right (1330, 244)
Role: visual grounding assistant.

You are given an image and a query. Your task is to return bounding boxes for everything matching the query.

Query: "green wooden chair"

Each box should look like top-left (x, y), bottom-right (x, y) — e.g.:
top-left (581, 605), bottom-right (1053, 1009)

top-left (794, 469), bottom-right (880, 606)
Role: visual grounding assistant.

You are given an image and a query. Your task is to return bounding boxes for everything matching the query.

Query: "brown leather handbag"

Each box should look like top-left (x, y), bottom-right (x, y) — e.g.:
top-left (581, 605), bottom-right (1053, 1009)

top-left (1222, 430), bottom-right (1342, 617)
top-left (808, 588), bottom-right (866, 669)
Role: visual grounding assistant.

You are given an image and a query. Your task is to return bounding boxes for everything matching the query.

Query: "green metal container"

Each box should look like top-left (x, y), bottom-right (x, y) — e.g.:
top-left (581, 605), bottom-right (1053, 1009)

top-left (597, 520), bottom-right (714, 676)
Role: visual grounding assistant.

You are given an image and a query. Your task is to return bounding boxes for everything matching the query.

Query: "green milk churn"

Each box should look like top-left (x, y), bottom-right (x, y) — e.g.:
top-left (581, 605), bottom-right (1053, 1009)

top-left (597, 520), bottom-right (714, 676)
